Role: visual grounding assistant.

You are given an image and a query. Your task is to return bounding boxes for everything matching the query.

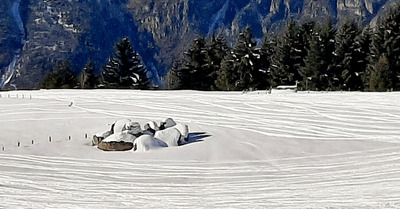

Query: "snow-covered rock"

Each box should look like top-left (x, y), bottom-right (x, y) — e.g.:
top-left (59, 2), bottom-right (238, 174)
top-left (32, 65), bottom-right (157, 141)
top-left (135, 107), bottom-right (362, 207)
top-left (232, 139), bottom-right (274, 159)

top-left (92, 130), bottom-right (112, 146)
top-left (98, 141), bottom-right (134, 151)
top-left (102, 131), bottom-right (138, 143)
top-left (160, 118), bottom-right (177, 130)
top-left (133, 135), bottom-right (168, 152)
top-left (174, 123), bottom-right (189, 139)
top-left (124, 121), bottom-right (142, 135)
top-left (112, 119), bottom-right (132, 134)
top-left (144, 121), bottom-right (160, 134)
top-left (94, 118), bottom-right (190, 151)
top-left (154, 127), bottom-right (182, 147)
top-left (97, 131), bottom-right (138, 151)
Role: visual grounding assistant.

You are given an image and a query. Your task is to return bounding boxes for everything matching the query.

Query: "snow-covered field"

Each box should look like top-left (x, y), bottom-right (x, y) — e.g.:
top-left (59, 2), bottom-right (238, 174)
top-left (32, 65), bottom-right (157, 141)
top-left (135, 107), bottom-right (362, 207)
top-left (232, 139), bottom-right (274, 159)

top-left (0, 90), bottom-right (399, 208)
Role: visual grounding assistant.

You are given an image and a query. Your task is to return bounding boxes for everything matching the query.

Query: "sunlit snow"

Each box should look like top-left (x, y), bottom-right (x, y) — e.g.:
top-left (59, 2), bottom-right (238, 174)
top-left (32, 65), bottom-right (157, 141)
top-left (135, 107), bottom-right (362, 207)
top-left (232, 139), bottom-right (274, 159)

top-left (0, 90), bottom-right (399, 208)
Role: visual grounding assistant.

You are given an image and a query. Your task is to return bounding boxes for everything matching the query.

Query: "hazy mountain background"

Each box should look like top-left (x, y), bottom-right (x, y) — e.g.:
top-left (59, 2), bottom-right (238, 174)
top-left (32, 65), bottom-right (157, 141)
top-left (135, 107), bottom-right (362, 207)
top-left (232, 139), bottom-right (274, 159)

top-left (0, 0), bottom-right (398, 89)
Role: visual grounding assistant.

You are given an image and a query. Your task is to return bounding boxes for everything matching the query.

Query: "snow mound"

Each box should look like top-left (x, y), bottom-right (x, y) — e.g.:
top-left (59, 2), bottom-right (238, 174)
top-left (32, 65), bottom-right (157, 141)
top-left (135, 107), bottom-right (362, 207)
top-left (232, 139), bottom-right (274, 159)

top-left (112, 119), bottom-right (132, 133)
top-left (133, 135), bottom-right (168, 152)
top-left (154, 127), bottom-right (182, 147)
top-left (102, 131), bottom-right (137, 143)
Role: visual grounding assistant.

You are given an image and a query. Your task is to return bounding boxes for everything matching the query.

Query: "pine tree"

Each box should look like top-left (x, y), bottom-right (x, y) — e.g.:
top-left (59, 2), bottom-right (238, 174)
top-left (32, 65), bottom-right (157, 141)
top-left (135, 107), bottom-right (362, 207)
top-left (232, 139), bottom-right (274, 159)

top-left (359, 26), bottom-right (372, 89)
top-left (259, 31), bottom-right (276, 89)
top-left (368, 4), bottom-right (400, 91)
top-left (102, 37), bottom-right (150, 89)
top-left (216, 26), bottom-right (263, 90)
top-left (216, 51), bottom-right (238, 90)
top-left (80, 60), bottom-right (99, 89)
top-left (334, 20), bottom-right (364, 91)
top-left (185, 37), bottom-right (209, 90)
top-left (270, 21), bottom-right (303, 87)
top-left (206, 35), bottom-right (229, 90)
top-left (369, 55), bottom-right (392, 91)
top-left (41, 60), bottom-right (77, 89)
top-left (165, 60), bottom-right (191, 89)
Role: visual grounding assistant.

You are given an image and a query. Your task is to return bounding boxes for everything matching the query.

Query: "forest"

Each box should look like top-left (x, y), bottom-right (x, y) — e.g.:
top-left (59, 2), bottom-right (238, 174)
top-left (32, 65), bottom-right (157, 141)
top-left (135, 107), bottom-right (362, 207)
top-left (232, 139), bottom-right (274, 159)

top-left (42, 4), bottom-right (400, 92)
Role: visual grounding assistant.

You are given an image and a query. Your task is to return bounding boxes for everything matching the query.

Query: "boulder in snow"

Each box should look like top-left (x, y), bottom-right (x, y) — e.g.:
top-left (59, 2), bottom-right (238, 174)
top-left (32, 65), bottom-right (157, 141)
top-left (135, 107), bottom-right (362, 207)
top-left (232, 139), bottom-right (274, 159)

top-left (112, 119), bottom-right (132, 134)
top-left (97, 131), bottom-right (138, 151)
top-left (159, 118), bottom-right (176, 130)
top-left (133, 135), bottom-right (167, 152)
top-left (98, 141), bottom-right (133, 151)
top-left (174, 123), bottom-right (189, 140)
top-left (154, 127), bottom-right (182, 147)
top-left (92, 130), bottom-right (112, 146)
top-left (124, 121), bottom-right (142, 136)
top-left (144, 121), bottom-right (159, 134)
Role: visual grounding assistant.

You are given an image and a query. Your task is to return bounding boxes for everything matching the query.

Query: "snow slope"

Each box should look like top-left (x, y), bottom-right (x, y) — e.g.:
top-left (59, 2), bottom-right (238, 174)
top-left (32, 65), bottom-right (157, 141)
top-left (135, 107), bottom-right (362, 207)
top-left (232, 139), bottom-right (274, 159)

top-left (0, 90), bottom-right (399, 208)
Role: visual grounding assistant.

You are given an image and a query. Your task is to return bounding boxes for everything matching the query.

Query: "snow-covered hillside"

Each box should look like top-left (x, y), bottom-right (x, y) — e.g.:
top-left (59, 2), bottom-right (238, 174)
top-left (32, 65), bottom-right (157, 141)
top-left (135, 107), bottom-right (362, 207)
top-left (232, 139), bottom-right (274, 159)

top-left (0, 90), bottom-right (399, 208)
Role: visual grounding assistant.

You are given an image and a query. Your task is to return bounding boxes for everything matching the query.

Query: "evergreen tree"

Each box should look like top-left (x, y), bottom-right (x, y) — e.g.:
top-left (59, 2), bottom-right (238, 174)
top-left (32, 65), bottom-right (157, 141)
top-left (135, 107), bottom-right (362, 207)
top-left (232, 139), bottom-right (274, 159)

top-left (368, 4), bottom-right (400, 91)
top-left (166, 35), bottom-right (228, 90)
top-left (259, 31), bottom-right (277, 89)
top-left (102, 37), bottom-right (150, 89)
top-left (185, 37), bottom-right (209, 90)
top-left (270, 21), bottom-right (303, 87)
top-left (206, 35), bottom-right (229, 90)
top-left (41, 60), bottom-right (77, 89)
top-left (359, 26), bottom-right (372, 89)
top-left (80, 60), bottom-right (99, 89)
top-left (216, 26), bottom-right (263, 90)
top-left (301, 21), bottom-right (336, 90)
top-left (369, 55), bottom-right (392, 91)
top-left (334, 20), bottom-right (364, 90)
top-left (165, 60), bottom-right (191, 89)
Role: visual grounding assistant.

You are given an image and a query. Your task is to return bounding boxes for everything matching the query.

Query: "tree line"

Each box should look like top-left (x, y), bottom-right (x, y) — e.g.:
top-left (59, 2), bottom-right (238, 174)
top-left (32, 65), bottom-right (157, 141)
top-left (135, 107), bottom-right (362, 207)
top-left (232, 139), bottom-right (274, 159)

top-left (41, 4), bottom-right (400, 92)
top-left (41, 37), bottom-right (150, 89)
top-left (166, 4), bottom-right (400, 92)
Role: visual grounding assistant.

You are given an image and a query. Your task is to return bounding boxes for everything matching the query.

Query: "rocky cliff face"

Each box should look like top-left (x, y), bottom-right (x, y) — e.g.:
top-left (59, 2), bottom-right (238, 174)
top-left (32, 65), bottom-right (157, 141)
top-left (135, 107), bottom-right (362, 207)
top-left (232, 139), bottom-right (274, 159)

top-left (0, 0), bottom-right (397, 89)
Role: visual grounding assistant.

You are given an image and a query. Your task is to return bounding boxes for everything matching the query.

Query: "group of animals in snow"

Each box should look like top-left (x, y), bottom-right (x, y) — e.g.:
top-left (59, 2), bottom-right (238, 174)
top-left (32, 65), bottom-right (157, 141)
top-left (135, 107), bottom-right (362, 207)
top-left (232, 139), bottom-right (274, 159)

top-left (93, 118), bottom-right (189, 152)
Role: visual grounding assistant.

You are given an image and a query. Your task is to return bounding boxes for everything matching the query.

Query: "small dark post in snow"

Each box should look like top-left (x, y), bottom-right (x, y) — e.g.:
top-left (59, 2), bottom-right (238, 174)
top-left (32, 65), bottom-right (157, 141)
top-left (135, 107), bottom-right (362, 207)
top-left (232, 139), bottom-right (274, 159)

top-left (32, 140), bottom-right (34, 145)
top-left (85, 133), bottom-right (88, 139)
top-left (49, 136), bottom-right (52, 142)
top-left (2, 147), bottom-right (4, 151)
top-left (68, 136), bottom-right (71, 140)
top-left (17, 142), bottom-right (20, 147)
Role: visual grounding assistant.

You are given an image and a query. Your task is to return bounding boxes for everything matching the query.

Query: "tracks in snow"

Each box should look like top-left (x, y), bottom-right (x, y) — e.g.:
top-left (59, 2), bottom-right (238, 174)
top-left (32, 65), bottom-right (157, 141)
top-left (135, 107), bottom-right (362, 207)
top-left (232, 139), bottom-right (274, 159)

top-left (1, 90), bottom-right (400, 208)
top-left (0, 146), bottom-right (399, 208)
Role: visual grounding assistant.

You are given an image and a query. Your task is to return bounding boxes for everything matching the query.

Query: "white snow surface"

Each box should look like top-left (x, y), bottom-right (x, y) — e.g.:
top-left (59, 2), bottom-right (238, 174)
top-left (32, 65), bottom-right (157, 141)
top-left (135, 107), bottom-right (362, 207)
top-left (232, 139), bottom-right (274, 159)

top-left (133, 134), bottom-right (168, 152)
top-left (112, 118), bottom-right (131, 133)
top-left (102, 131), bottom-right (137, 143)
top-left (0, 90), bottom-right (400, 208)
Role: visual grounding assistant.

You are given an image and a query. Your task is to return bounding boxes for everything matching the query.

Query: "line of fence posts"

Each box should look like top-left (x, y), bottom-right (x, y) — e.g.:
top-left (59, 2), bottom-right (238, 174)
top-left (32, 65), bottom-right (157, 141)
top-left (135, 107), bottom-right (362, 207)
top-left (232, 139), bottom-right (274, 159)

top-left (1, 133), bottom-right (90, 151)
top-left (0, 93), bottom-right (32, 99)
